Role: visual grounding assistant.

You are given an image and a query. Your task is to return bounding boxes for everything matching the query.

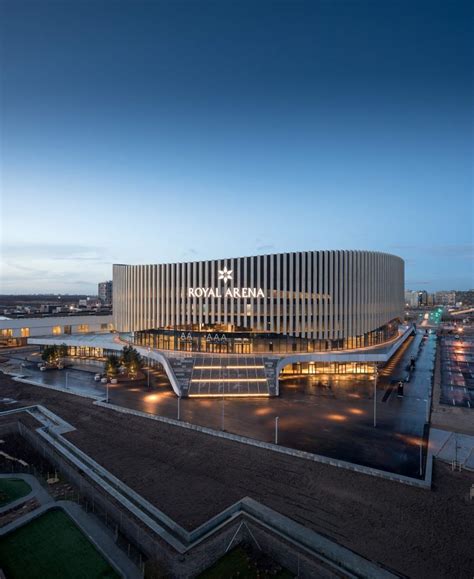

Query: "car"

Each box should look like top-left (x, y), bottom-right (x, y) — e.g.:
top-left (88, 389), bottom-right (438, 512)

top-left (39, 365), bottom-right (47, 371)
top-left (100, 377), bottom-right (107, 384)
top-left (94, 373), bottom-right (102, 382)
top-left (110, 378), bottom-right (118, 384)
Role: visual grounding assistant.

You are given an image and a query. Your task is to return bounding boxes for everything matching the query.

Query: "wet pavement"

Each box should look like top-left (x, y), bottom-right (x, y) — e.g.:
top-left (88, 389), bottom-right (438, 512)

top-left (3, 353), bottom-right (106, 399)
top-left (439, 336), bottom-right (474, 408)
top-left (2, 332), bottom-right (436, 478)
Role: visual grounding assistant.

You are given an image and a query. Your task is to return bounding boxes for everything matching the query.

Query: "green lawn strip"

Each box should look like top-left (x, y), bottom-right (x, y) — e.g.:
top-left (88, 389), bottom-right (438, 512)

top-left (0, 508), bottom-right (119, 579)
top-left (0, 478), bottom-right (32, 506)
top-left (198, 545), bottom-right (294, 578)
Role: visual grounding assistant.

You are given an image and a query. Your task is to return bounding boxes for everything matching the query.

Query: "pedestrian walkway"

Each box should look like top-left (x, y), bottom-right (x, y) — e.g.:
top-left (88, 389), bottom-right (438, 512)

top-left (429, 428), bottom-right (474, 471)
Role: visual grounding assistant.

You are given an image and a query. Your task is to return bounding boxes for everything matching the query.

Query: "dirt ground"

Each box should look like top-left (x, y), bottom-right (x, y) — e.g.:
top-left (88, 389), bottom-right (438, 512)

top-left (1, 375), bottom-right (473, 578)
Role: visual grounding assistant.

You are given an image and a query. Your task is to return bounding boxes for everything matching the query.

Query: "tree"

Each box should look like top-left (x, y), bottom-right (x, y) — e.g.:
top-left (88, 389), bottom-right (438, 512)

top-left (58, 343), bottom-right (68, 358)
top-left (41, 345), bottom-right (57, 364)
top-left (41, 344), bottom-right (68, 367)
top-left (120, 345), bottom-right (143, 378)
top-left (105, 354), bottom-right (120, 378)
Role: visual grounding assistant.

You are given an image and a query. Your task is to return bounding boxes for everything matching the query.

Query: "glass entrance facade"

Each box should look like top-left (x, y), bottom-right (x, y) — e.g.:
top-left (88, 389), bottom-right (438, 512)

top-left (133, 320), bottom-right (399, 354)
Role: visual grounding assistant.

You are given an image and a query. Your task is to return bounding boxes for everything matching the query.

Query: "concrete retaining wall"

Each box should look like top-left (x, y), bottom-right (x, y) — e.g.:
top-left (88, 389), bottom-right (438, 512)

top-left (6, 412), bottom-right (400, 578)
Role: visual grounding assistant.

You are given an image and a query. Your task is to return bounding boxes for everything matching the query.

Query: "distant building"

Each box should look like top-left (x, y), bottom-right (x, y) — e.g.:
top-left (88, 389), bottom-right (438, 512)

top-left (98, 281), bottom-right (113, 305)
top-left (0, 314), bottom-right (113, 347)
top-left (435, 291), bottom-right (456, 306)
top-left (455, 290), bottom-right (474, 307)
top-left (418, 290), bottom-right (429, 306)
top-left (405, 290), bottom-right (419, 308)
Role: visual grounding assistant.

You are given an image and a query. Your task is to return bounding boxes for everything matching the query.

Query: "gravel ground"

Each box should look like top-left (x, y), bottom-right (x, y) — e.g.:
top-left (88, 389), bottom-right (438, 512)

top-left (1, 375), bottom-right (473, 578)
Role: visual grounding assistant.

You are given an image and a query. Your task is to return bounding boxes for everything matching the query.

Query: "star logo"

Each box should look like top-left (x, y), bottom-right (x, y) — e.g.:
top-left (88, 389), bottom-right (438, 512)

top-left (218, 266), bottom-right (233, 283)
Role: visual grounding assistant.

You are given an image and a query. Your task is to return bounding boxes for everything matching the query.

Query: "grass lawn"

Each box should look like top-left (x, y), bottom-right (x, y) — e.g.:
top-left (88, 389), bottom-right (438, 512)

top-left (0, 478), bottom-right (32, 507)
top-left (0, 508), bottom-right (119, 579)
top-left (199, 545), bottom-right (294, 578)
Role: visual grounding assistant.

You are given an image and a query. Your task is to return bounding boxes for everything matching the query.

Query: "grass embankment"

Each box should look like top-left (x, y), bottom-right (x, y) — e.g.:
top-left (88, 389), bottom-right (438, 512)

top-left (0, 508), bottom-right (119, 578)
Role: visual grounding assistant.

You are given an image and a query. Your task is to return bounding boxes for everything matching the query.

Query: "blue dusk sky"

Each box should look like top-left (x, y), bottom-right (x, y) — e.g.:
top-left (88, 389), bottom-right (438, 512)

top-left (0, 0), bottom-right (472, 294)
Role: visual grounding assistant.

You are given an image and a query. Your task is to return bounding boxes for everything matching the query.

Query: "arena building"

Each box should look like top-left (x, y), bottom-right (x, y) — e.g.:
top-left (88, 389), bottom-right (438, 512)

top-left (29, 251), bottom-right (409, 397)
top-left (113, 250), bottom-right (403, 350)
top-left (96, 250), bottom-right (410, 397)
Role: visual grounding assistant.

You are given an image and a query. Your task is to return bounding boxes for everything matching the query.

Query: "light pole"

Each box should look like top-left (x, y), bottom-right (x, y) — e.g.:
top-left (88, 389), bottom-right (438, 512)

top-left (221, 396), bottom-right (225, 431)
top-left (275, 416), bottom-right (279, 445)
top-left (177, 396), bottom-right (181, 420)
top-left (65, 371), bottom-right (69, 390)
top-left (419, 439), bottom-right (423, 477)
top-left (147, 347), bottom-right (151, 390)
top-left (373, 363), bottom-right (378, 428)
top-left (106, 381), bottom-right (109, 403)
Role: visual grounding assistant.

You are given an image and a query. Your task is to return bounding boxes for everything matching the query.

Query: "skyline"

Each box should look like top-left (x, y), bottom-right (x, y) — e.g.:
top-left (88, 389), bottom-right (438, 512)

top-left (1, 0), bottom-right (473, 293)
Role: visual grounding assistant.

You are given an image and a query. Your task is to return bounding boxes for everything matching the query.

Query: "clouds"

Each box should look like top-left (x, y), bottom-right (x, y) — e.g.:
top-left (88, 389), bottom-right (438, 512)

top-left (390, 244), bottom-right (473, 259)
top-left (2, 243), bottom-right (109, 261)
top-left (0, 243), bottom-right (113, 293)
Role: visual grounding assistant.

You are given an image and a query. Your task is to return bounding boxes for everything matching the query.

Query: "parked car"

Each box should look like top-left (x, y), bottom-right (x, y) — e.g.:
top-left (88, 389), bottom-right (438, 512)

top-left (94, 373), bottom-right (102, 382)
top-left (100, 377), bottom-right (107, 384)
top-left (110, 378), bottom-right (118, 385)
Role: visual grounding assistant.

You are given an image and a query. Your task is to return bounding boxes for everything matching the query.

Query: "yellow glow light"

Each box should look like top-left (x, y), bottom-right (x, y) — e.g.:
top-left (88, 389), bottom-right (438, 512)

top-left (190, 378), bottom-right (267, 383)
top-left (144, 394), bottom-right (161, 402)
top-left (255, 407), bottom-right (273, 416)
top-left (188, 393), bottom-right (270, 398)
top-left (225, 365), bottom-right (265, 369)
top-left (193, 365), bottom-right (265, 370)
top-left (326, 414), bottom-right (347, 421)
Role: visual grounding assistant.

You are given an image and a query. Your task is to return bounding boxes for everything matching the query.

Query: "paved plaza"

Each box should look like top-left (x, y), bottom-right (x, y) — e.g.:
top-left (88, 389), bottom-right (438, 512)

top-left (2, 330), bottom-right (436, 478)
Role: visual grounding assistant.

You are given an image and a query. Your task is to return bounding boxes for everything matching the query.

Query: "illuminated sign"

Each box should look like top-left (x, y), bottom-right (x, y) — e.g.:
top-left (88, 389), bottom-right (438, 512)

top-left (179, 332), bottom-right (228, 342)
top-left (218, 266), bottom-right (232, 283)
top-left (188, 287), bottom-right (264, 298)
top-left (187, 265), bottom-right (265, 299)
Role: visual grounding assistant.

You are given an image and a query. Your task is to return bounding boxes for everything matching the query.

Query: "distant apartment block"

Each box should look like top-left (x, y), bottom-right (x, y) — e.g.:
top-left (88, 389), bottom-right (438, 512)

top-left (98, 280), bottom-right (113, 305)
top-left (435, 291), bottom-right (456, 306)
top-left (454, 290), bottom-right (474, 307)
top-left (405, 290), bottom-right (420, 307)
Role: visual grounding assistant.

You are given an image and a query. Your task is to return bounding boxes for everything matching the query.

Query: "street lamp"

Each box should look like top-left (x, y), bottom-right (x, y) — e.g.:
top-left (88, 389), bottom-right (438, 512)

top-left (373, 363), bottom-right (378, 428)
top-left (147, 347), bottom-right (151, 390)
top-left (275, 416), bottom-right (279, 444)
